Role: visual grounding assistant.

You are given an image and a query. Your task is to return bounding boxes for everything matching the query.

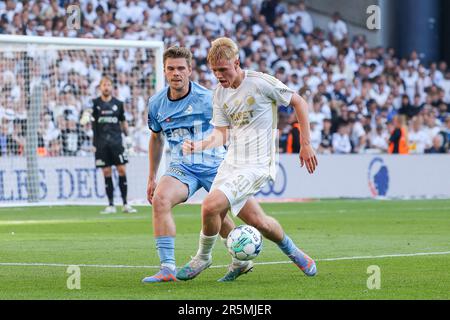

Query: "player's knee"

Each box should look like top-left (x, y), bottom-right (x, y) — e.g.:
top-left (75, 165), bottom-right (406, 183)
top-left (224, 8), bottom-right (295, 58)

top-left (202, 197), bottom-right (224, 218)
top-left (102, 167), bottom-right (112, 177)
top-left (117, 166), bottom-right (126, 176)
top-left (152, 193), bottom-right (171, 216)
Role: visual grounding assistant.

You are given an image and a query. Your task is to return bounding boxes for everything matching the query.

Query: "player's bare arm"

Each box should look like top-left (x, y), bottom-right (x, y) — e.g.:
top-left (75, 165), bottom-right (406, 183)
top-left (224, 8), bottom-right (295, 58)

top-left (290, 93), bottom-right (318, 174)
top-left (147, 131), bottom-right (165, 204)
top-left (182, 126), bottom-right (229, 155)
top-left (120, 120), bottom-right (129, 136)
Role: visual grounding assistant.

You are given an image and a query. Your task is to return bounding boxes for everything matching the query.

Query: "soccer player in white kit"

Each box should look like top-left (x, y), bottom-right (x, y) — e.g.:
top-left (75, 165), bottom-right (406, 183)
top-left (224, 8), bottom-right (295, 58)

top-left (176, 38), bottom-right (318, 281)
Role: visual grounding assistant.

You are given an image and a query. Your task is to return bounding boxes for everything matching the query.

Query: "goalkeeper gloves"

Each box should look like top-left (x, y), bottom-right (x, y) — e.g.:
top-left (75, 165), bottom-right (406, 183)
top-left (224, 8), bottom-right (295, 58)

top-left (80, 109), bottom-right (93, 125)
top-left (123, 135), bottom-right (133, 150)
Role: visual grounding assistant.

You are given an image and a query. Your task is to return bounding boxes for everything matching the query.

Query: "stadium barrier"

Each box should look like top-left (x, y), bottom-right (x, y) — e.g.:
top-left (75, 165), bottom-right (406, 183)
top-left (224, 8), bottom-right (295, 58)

top-left (1, 154), bottom-right (449, 206)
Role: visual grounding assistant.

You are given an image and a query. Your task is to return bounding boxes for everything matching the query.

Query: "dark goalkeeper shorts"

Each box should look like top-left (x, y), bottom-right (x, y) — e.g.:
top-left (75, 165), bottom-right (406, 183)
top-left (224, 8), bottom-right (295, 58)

top-left (95, 143), bottom-right (128, 168)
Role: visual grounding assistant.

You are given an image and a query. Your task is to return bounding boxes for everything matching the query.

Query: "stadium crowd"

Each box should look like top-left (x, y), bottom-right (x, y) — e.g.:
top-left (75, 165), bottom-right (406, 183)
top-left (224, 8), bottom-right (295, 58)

top-left (0, 0), bottom-right (449, 157)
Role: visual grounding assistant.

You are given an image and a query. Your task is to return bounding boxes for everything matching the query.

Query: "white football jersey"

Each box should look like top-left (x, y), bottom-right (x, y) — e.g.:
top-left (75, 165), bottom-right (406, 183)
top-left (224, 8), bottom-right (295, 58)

top-left (211, 70), bottom-right (294, 180)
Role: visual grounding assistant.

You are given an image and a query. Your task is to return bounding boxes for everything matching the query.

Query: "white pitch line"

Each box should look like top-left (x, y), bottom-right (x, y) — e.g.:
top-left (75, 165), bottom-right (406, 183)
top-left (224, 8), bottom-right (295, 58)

top-left (0, 262), bottom-right (157, 269)
top-left (1, 251), bottom-right (449, 270)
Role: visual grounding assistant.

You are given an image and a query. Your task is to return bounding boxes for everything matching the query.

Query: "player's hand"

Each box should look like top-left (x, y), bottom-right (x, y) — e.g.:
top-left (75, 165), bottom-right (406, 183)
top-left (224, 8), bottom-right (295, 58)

top-left (147, 176), bottom-right (157, 204)
top-left (80, 109), bottom-right (93, 125)
top-left (182, 139), bottom-right (198, 155)
top-left (124, 136), bottom-right (133, 149)
top-left (299, 143), bottom-right (318, 174)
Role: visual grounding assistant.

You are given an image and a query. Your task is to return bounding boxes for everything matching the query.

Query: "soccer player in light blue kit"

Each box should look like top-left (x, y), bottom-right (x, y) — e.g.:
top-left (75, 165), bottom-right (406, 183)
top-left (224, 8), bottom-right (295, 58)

top-left (143, 46), bottom-right (262, 283)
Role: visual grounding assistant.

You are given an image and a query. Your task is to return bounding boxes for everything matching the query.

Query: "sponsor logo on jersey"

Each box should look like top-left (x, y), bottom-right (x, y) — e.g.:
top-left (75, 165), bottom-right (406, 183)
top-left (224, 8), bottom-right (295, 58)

top-left (229, 110), bottom-right (254, 126)
top-left (166, 127), bottom-right (193, 139)
top-left (98, 116), bottom-right (118, 124)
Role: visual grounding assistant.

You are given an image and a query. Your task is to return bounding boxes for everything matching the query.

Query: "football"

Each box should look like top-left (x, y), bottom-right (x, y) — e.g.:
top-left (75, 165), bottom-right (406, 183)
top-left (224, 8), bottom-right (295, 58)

top-left (226, 225), bottom-right (263, 261)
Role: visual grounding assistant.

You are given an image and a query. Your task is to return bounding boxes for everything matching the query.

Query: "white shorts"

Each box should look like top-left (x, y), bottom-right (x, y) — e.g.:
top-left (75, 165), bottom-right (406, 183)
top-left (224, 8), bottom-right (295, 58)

top-left (210, 162), bottom-right (271, 216)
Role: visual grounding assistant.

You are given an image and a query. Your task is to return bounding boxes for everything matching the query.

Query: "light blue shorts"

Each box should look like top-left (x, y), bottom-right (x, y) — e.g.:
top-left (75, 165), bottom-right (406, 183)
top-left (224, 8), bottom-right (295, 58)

top-left (164, 163), bottom-right (219, 198)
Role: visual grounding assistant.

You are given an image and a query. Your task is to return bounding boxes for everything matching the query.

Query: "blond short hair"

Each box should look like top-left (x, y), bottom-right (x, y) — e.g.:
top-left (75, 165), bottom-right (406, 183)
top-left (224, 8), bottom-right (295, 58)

top-left (100, 75), bottom-right (113, 85)
top-left (207, 37), bottom-right (239, 65)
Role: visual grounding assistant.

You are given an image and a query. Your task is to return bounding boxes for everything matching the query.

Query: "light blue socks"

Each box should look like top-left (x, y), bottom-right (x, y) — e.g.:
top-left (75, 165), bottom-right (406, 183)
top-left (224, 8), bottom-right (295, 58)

top-left (156, 236), bottom-right (176, 271)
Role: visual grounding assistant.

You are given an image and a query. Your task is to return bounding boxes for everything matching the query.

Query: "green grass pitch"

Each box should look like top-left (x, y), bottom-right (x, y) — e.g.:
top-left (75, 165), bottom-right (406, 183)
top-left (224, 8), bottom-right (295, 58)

top-left (0, 199), bottom-right (449, 300)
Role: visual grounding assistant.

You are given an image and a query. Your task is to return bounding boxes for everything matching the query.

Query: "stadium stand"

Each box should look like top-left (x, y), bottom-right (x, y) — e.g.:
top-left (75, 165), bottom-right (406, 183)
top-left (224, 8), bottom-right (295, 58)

top-left (0, 0), bottom-right (449, 156)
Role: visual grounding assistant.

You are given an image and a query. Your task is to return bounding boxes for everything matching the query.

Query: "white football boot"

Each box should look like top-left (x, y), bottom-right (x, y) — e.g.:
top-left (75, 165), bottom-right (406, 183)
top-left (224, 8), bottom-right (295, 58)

top-left (122, 204), bottom-right (137, 214)
top-left (100, 205), bottom-right (117, 214)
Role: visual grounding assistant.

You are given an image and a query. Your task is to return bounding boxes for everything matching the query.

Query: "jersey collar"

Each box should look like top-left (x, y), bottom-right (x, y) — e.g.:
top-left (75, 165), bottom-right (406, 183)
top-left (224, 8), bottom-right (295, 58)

top-left (167, 82), bottom-right (192, 102)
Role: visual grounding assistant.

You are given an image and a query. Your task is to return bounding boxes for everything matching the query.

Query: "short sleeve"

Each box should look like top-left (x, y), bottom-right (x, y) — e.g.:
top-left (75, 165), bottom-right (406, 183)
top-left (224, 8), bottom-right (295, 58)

top-left (147, 99), bottom-right (162, 133)
top-left (259, 74), bottom-right (294, 107)
top-left (210, 90), bottom-right (230, 127)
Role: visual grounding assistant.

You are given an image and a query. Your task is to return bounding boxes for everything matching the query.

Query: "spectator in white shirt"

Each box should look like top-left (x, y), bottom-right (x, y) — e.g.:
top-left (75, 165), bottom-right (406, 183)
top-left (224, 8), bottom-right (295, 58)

top-left (116, 73), bottom-right (131, 103)
top-left (309, 95), bottom-right (326, 132)
top-left (115, 49), bottom-right (134, 73)
top-left (348, 110), bottom-right (367, 153)
top-left (423, 112), bottom-right (442, 144)
top-left (369, 124), bottom-right (389, 153)
top-left (310, 120), bottom-right (322, 151)
top-left (332, 121), bottom-right (352, 154)
top-left (408, 116), bottom-right (430, 154)
top-left (401, 63), bottom-right (419, 102)
top-left (133, 110), bottom-right (151, 155)
top-left (83, 2), bottom-right (97, 25)
top-left (370, 79), bottom-right (391, 107)
top-left (328, 12), bottom-right (348, 43)
top-left (288, 24), bottom-right (305, 50)
top-left (439, 71), bottom-right (450, 103)
top-left (281, 3), bottom-right (298, 29)
top-left (297, 1), bottom-right (313, 34)
top-left (202, 3), bottom-right (221, 33)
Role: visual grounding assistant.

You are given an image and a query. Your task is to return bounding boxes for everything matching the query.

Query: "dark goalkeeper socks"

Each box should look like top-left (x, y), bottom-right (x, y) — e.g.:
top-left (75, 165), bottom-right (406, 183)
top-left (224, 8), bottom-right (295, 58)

top-left (119, 175), bottom-right (128, 205)
top-left (104, 176), bottom-right (114, 206)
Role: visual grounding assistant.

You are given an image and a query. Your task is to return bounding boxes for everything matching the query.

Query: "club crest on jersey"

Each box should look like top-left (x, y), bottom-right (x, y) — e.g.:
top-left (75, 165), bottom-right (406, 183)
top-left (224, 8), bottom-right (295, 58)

top-left (185, 105), bottom-right (193, 114)
top-left (112, 105), bottom-right (118, 112)
top-left (246, 96), bottom-right (256, 106)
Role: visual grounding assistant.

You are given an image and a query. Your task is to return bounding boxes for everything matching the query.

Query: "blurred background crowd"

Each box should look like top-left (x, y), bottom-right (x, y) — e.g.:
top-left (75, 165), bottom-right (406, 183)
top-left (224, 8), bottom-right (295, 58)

top-left (0, 0), bottom-right (449, 158)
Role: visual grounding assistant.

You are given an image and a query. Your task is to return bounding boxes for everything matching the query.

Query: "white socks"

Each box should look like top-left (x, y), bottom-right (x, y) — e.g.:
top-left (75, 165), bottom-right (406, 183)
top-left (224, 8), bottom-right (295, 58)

top-left (161, 263), bottom-right (176, 271)
top-left (196, 232), bottom-right (218, 260)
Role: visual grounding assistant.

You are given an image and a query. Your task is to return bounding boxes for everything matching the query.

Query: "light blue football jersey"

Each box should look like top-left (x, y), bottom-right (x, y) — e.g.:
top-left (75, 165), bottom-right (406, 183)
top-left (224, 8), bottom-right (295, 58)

top-left (148, 82), bottom-right (226, 172)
